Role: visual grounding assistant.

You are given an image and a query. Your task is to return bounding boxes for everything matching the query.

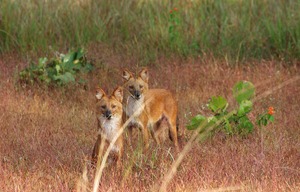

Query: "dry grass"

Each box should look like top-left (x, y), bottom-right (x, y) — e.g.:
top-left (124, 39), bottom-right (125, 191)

top-left (0, 51), bottom-right (299, 191)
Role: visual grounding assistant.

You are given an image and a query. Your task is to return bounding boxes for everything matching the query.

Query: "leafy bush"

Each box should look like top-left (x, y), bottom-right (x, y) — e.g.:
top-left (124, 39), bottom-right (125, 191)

top-left (19, 48), bottom-right (93, 86)
top-left (187, 81), bottom-right (274, 136)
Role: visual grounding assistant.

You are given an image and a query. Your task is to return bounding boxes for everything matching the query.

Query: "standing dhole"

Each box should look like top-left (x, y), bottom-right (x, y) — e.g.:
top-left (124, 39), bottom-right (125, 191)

top-left (122, 68), bottom-right (179, 150)
top-left (92, 86), bottom-right (124, 168)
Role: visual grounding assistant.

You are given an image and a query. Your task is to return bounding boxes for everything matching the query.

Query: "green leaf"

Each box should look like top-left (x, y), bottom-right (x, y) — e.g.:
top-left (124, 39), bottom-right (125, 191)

top-left (233, 81), bottom-right (255, 104)
top-left (224, 118), bottom-right (233, 134)
top-left (237, 100), bottom-right (253, 117)
top-left (64, 60), bottom-right (76, 73)
top-left (38, 57), bottom-right (48, 67)
top-left (268, 115), bottom-right (275, 122)
top-left (186, 115), bottom-right (206, 130)
top-left (75, 48), bottom-right (85, 60)
top-left (206, 116), bottom-right (218, 130)
top-left (238, 116), bottom-right (254, 133)
top-left (73, 63), bottom-right (82, 71)
top-left (63, 52), bottom-right (76, 63)
top-left (55, 64), bottom-right (61, 73)
top-left (256, 113), bottom-right (265, 126)
top-left (228, 114), bottom-right (239, 124)
top-left (53, 72), bottom-right (75, 84)
top-left (263, 118), bottom-right (268, 126)
top-left (208, 96), bottom-right (228, 113)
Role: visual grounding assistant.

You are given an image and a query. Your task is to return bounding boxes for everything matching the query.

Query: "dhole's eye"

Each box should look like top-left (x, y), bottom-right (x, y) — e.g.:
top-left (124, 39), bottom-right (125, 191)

top-left (101, 105), bottom-right (106, 109)
top-left (129, 85), bottom-right (134, 89)
top-left (112, 104), bottom-right (116, 109)
top-left (139, 85), bottom-right (143, 89)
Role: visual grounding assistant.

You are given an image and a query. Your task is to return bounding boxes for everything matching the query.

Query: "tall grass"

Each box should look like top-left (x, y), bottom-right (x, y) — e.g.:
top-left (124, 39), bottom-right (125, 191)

top-left (0, 0), bottom-right (299, 63)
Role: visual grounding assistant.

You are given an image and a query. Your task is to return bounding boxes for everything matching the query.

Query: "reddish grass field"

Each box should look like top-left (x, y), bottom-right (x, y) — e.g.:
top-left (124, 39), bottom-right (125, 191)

top-left (0, 51), bottom-right (299, 191)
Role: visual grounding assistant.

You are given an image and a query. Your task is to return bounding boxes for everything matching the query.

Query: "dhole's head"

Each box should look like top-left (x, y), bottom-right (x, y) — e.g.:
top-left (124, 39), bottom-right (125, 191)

top-left (122, 68), bottom-right (149, 100)
top-left (95, 86), bottom-right (123, 121)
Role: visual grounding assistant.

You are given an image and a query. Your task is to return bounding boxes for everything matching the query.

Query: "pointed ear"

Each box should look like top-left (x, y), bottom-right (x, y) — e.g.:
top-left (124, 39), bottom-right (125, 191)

top-left (96, 88), bottom-right (106, 100)
top-left (122, 68), bottom-right (133, 81)
top-left (113, 86), bottom-right (123, 103)
top-left (139, 68), bottom-right (149, 83)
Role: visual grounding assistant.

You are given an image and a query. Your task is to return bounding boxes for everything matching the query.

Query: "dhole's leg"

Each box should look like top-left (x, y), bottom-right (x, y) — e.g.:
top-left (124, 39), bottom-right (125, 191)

top-left (91, 134), bottom-right (105, 166)
top-left (109, 150), bottom-right (122, 169)
top-left (142, 127), bottom-right (150, 149)
top-left (151, 117), bottom-right (164, 145)
top-left (149, 123), bottom-right (160, 145)
top-left (141, 119), bottom-right (150, 150)
top-left (176, 116), bottom-right (180, 133)
top-left (166, 117), bottom-right (179, 151)
top-left (116, 138), bottom-right (123, 169)
top-left (127, 125), bottom-right (134, 149)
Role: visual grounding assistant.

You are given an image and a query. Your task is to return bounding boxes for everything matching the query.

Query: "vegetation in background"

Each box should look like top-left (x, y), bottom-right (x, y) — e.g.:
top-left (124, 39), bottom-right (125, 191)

top-left (19, 48), bottom-right (93, 86)
top-left (0, 0), bottom-right (299, 64)
top-left (187, 81), bottom-right (274, 135)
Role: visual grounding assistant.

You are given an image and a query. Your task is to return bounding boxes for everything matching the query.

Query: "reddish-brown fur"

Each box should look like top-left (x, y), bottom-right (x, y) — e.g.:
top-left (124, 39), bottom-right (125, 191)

top-left (123, 68), bottom-right (179, 150)
top-left (92, 86), bottom-right (124, 168)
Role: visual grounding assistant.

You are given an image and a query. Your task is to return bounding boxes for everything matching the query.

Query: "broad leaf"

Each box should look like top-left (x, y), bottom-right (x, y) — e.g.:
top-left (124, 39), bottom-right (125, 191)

top-left (186, 115), bottom-right (206, 130)
top-left (237, 100), bottom-right (253, 117)
top-left (268, 115), bottom-right (275, 122)
top-left (63, 52), bottom-right (76, 63)
top-left (38, 57), bottom-right (47, 67)
top-left (233, 81), bottom-right (255, 104)
top-left (75, 48), bottom-right (85, 60)
top-left (208, 96), bottom-right (228, 113)
top-left (238, 116), bottom-right (254, 133)
top-left (55, 64), bottom-right (61, 73)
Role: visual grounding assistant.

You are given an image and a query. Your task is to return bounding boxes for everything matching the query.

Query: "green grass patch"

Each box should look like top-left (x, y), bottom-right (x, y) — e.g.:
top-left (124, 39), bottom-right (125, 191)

top-left (0, 0), bottom-right (299, 63)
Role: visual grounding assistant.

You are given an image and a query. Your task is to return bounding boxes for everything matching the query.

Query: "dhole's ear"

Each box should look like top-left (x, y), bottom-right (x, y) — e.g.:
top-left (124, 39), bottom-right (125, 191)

top-left (122, 69), bottom-right (133, 81)
top-left (139, 68), bottom-right (149, 83)
top-left (113, 86), bottom-right (123, 103)
top-left (96, 88), bottom-right (106, 100)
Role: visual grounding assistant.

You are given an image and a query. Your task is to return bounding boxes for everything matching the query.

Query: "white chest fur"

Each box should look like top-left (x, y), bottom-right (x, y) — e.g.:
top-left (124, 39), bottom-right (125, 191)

top-left (98, 116), bottom-right (121, 143)
top-left (125, 96), bottom-right (145, 126)
top-left (126, 96), bottom-right (144, 117)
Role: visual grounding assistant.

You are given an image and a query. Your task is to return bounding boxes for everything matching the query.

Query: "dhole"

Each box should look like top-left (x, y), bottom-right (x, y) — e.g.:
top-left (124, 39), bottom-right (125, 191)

top-left (92, 86), bottom-right (124, 168)
top-left (122, 68), bottom-right (179, 150)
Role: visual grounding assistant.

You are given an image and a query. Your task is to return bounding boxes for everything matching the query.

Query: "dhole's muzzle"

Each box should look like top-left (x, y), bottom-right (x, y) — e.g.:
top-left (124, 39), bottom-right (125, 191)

top-left (133, 90), bottom-right (142, 100)
top-left (104, 110), bottom-right (112, 120)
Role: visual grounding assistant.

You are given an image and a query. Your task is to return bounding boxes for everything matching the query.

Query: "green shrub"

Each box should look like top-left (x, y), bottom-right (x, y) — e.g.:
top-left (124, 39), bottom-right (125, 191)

top-left (187, 81), bottom-right (274, 136)
top-left (19, 48), bottom-right (93, 86)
